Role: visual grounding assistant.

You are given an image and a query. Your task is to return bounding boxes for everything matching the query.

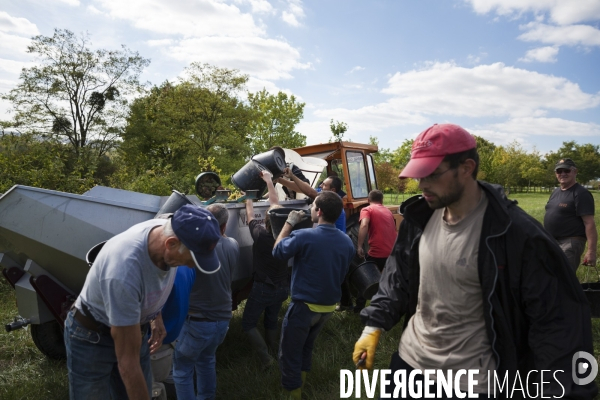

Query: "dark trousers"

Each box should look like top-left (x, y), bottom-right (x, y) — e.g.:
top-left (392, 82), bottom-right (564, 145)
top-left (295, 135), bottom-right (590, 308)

top-left (279, 301), bottom-right (332, 390)
top-left (384, 352), bottom-right (492, 399)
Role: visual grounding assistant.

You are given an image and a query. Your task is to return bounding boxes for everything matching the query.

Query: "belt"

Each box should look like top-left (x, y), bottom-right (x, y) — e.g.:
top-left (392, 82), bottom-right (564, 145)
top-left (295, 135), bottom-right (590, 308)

top-left (73, 308), bottom-right (150, 336)
top-left (73, 309), bottom-right (110, 334)
top-left (558, 236), bottom-right (586, 241)
top-left (188, 315), bottom-right (216, 323)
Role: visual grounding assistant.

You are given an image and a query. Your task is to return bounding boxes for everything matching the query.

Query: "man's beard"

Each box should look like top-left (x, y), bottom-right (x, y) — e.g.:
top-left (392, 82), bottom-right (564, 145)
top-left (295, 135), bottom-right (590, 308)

top-left (424, 173), bottom-right (464, 210)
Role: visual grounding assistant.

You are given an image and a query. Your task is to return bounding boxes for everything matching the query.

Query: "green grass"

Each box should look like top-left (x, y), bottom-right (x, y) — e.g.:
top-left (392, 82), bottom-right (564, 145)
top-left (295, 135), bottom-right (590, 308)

top-left (1, 191), bottom-right (599, 399)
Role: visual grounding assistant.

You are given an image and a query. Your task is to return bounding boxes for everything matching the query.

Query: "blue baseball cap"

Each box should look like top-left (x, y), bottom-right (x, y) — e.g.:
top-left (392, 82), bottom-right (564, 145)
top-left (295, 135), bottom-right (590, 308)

top-left (171, 204), bottom-right (222, 274)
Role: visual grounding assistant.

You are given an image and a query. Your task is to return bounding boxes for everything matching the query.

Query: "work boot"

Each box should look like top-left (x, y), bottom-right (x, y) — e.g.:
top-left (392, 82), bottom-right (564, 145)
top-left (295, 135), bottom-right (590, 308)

top-left (282, 388), bottom-right (302, 400)
top-left (265, 329), bottom-right (279, 354)
top-left (246, 328), bottom-right (275, 369)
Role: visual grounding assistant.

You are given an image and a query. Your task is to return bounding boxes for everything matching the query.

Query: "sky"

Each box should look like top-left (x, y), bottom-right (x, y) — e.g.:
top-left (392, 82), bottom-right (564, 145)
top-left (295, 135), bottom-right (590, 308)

top-left (1, 0), bottom-right (599, 156)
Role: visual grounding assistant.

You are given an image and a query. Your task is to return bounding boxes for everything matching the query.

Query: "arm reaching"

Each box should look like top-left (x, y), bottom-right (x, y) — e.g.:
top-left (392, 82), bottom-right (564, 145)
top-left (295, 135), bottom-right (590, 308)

top-left (283, 167), bottom-right (318, 199)
top-left (260, 170), bottom-right (279, 205)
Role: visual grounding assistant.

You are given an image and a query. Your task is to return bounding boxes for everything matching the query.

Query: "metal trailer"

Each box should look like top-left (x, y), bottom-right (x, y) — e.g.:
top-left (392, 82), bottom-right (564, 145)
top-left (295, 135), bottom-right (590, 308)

top-left (0, 183), bottom-right (310, 359)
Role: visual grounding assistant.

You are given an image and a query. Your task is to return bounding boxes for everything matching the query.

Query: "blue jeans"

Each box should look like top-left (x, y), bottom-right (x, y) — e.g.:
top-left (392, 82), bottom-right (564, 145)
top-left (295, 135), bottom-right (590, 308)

top-left (241, 281), bottom-right (289, 332)
top-left (172, 318), bottom-right (229, 400)
top-left (63, 310), bottom-right (152, 400)
top-left (279, 301), bottom-right (332, 390)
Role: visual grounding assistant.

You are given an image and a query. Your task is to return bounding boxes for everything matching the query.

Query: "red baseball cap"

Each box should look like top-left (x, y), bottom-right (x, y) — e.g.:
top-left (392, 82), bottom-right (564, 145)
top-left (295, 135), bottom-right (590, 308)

top-left (399, 124), bottom-right (476, 179)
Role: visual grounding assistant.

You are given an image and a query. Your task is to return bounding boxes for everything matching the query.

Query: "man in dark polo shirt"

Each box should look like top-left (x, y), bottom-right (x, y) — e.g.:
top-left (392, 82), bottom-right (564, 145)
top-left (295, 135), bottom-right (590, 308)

top-left (544, 158), bottom-right (597, 270)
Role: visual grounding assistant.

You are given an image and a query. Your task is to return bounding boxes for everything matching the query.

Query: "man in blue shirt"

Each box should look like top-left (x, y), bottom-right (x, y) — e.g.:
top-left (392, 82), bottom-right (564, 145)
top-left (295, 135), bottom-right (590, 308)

top-left (277, 169), bottom-right (346, 232)
top-left (273, 191), bottom-right (355, 399)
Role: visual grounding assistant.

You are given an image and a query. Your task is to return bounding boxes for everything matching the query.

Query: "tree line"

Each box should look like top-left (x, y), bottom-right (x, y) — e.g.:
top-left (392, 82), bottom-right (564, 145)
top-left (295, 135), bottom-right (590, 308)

top-left (1, 29), bottom-right (599, 196)
top-left (371, 136), bottom-right (600, 194)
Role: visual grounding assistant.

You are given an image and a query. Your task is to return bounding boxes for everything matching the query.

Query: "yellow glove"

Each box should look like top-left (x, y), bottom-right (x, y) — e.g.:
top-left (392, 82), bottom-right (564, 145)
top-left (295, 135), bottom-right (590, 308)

top-left (352, 326), bottom-right (382, 370)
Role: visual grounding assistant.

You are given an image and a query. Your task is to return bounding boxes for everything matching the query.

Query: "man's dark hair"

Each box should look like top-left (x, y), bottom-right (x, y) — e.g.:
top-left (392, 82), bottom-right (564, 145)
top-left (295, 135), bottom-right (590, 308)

top-left (368, 190), bottom-right (384, 203)
top-left (327, 176), bottom-right (343, 193)
top-left (315, 191), bottom-right (343, 224)
top-left (443, 148), bottom-right (479, 179)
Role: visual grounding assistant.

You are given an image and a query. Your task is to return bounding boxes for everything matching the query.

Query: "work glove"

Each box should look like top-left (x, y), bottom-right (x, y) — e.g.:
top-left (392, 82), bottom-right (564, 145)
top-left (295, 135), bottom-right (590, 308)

top-left (286, 210), bottom-right (307, 227)
top-left (352, 326), bottom-right (382, 370)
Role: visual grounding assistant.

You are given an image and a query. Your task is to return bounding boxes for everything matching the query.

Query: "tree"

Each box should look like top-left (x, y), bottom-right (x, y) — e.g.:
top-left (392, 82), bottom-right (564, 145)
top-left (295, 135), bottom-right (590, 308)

top-left (3, 29), bottom-right (149, 157)
top-left (473, 135), bottom-right (496, 181)
top-left (368, 136), bottom-right (393, 164)
top-left (545, 141), bottom-right (600, 184)
top-left (488, 142), bottom-right (531, 188)
top-left (120, 64), bottom-right (254, 190)
top-left (391, 139), bottom-right (413, 169)
top-left (329, 119), bottom-right (348, 142)
top-left (0, 132), bottom-right (95, 194)
top-left (247, 89), bottom-right (306, 154)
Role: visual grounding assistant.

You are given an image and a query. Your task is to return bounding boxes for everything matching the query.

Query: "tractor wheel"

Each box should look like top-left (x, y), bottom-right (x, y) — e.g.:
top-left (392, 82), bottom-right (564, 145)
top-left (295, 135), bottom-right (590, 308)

top-left (31, 320), bottom-right (66, 360)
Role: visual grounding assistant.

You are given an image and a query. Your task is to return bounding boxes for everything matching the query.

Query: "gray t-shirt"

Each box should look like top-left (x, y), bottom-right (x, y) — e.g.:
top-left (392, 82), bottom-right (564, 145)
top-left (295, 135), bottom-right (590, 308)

top-left (399, 192), bottom-right (495, 393)
top-left (188, 236), bottom-right (238, 321)
top-left (75, 219), bottom-right (176, 327)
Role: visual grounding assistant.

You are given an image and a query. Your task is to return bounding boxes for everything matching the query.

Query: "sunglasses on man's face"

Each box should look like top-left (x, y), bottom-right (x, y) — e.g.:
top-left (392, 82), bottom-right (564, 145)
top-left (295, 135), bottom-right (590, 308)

top-left (556, 169), bottom-right (572, 174)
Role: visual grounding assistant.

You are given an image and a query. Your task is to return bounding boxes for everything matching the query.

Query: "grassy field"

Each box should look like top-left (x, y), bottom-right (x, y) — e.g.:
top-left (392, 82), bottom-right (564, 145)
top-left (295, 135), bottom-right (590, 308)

top-left (0, 191), bottom-right (599, 399)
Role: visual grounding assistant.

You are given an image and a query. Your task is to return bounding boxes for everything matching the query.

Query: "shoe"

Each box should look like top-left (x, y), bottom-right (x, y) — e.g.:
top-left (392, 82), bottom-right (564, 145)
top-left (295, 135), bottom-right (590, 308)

top-left (335, 304), bottom-right (353, 312)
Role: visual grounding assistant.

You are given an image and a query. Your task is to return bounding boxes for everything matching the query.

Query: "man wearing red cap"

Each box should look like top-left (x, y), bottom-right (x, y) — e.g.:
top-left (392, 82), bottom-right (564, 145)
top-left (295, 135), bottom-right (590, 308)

top-left (352, 124), bottom-right (596, 398)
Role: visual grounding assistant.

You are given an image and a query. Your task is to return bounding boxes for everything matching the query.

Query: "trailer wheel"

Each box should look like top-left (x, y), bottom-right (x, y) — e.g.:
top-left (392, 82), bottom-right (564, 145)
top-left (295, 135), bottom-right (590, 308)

top-left (31, 320), bottom-right (66, 360)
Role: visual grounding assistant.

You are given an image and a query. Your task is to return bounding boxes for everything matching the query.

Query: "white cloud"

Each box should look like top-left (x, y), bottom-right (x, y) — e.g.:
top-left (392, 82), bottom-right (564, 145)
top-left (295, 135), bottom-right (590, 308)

top-left (98, 0), bottom-right (308, 83)
top-left (246, 76), bottom-right (283, 94)
top-left (518, 22), bottom-right (600, 47)
top-left (465, 0), bottom-right (600, 25)
top-left (479, 117), bottom-right (600, 137)
top-left (0, 57), bottom-right (32, 75)
top-left (311, 62), bottom-right (599, 137)
top-left (0, 12), bottom-right (39, 36)
top-left (97, 0), bottom-right (264, 37)
top-left (0, 32), bottom-right (33, 59)
top-left (87, 5), bottom-right (105, 15)
top-left (54, 0), bottom-right (81, 6)
top-left (470, 117), bottom-right (600, 149)
top-left (165, 36), bottom-right (310, 80)
top-left (282, 12), bottom-right (299, 27)
top-left (282, 0), bottom-right (304, 27)
top-left (519, 46), bottom-right (559, 62)
top-left (347, 66), bottom-right (365, 74)
top-left (381, 62), bottom-right (599, 118)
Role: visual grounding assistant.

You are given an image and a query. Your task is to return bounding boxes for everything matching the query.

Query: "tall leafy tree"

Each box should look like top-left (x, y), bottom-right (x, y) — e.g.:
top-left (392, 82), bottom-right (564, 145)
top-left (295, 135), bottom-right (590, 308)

top-left (3, 29), bottom-right (149, 157)
top-left (120, 63), bottom-right (254, 188)
top-left (247, 89), bottom-right (306, 154)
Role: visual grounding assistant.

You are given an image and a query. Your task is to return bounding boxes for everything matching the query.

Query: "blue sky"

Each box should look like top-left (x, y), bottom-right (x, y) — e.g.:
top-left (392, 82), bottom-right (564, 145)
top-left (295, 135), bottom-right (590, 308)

top-left (1, 0), bottom-right (599, 155)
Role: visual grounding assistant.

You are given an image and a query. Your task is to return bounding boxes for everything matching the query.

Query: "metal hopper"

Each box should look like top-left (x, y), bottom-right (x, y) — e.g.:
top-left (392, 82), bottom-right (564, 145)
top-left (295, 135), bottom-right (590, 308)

top-left (0, 183), bottom-right (308, 360)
